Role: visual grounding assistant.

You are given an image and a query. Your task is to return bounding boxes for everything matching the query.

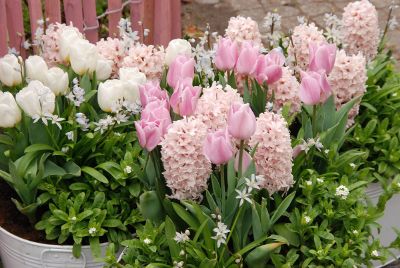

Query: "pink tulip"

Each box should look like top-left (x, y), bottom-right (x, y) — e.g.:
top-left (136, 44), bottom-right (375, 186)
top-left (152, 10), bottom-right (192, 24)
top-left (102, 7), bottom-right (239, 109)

top-left (252, 54), bottom-right (282, 84)
top-left (265, 48), bottom-right (286, 66)
top-left (170, 81), bottom-right (201, 116)
top-left (235, 41), bottom-right (259, 75)
top-left (203, 128), bottom-right (234, 165)
top-left (139, 81), bottom-right (169, 109)
top-left (227, 102), bottom-right (256, 140)
top-left (135, 120), bottom-right (162, 151)
top-left (214, 38), bottom-right (239, 71)
top-left (308, 42), bottom-right (336, 74)
top-left (167, 55), bottom-right (195, 89)
top-left (234, 150), bottom-right (252, 173)
top-left (141, 99), bottom-right (172, 135)
top-left (299, 71), bottom-right (331, 105)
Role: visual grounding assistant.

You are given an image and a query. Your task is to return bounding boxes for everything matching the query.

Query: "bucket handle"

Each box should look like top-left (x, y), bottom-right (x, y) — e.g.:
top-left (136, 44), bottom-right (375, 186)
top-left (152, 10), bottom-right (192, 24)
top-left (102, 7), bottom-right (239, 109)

top-left (40, 248), bottom-right (87, 268)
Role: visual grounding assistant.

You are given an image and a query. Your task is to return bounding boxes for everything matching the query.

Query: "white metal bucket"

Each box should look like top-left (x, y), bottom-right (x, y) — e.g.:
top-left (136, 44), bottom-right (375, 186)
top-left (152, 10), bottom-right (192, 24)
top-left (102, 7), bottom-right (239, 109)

top-left (366, 183), bottom-right (400, 267)
top-left (0, 226), bottom-right (112, 268)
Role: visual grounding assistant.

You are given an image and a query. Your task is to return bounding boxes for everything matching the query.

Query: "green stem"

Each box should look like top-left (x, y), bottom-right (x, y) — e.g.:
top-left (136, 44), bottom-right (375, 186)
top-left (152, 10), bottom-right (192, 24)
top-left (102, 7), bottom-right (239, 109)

top-left (45, 124), bottom-right (59, 150)
top-left (219, 205), bottom-right (244, 263)
top-left (150, 150), bottom-right (165, 198)
top-left (238, 140), bottom-right (245, 179)
top-left (220, 165), bottom-right (226, 212)
top-left (312, 105), bottom-right (317, 137)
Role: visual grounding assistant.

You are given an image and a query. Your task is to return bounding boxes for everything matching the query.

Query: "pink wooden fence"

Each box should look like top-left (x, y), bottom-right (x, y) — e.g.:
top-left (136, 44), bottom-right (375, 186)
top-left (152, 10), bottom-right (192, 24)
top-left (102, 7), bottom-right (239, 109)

top-left (0, 0), bottom-right (181, 57)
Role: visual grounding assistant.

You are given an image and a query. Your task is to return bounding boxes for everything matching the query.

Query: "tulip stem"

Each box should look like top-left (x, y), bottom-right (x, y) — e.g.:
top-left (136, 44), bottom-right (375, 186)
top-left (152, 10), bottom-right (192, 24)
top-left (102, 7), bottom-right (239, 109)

top-left (220, 165), bottom-right (226, 211)
top-left (238, 140), bottom-right (245, 179)
top-left (312, 105), bottom-right (317, 137)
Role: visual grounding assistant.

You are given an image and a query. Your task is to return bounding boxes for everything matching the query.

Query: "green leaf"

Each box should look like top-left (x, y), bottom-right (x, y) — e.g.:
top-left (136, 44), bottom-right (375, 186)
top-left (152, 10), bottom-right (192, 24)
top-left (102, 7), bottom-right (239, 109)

top-left (102, 219), bottom-right (123, 228)
top-left (270, 192), bottom-right (295, 225)
top-left (69, 183), bottom-right (91, 191)
top-left (252, 204), bottom-right (263, 239)
top-left (82, 166), bottom-right (109, 184)
top-left (172, 203), bottom-right (199, 229)
top-left (273, 224), bottom-right (300, 247)
top-left (139, 191), bottom-right (164, 223)
top-left (245, 242), bottom-right (284, 268)
top-left (24, 144), bottom-right (54, 153)
top-left (92, 192), bottom-right (105, 208)
top-left (43, 160), bottom-right (66, 178)
top-left (72, 243), bottom-right (82, 258)
top-left (89, 237), bottom-right (101, 258)
top-left (165, 216), bottom-right (180, 259)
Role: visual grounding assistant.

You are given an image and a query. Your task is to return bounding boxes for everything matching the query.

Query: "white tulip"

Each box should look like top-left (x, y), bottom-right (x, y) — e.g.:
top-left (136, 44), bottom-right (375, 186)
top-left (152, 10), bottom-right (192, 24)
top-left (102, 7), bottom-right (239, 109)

top-left (97, 80), bottom-right (125, 112)
top-left (16, 80), bottom-right (55, 118)
top-left (0, 91), bottom-right (21, 128)
top-left (119, 67), bottom-right (146, 85)
top-left (0, 54), bottom-right (23, 87)
top-left (44, 67), bottom-right (69, 96)
top-left (25, 55), bottom-right (48, 83)
top-left (95, 58), bottom-right (113, 81)
top-left (165, 39), bottom-right (193, 65)
top-left (59, 27), bottom-right (84, 62)
top-left (69, 39), bottom-right (98, 75)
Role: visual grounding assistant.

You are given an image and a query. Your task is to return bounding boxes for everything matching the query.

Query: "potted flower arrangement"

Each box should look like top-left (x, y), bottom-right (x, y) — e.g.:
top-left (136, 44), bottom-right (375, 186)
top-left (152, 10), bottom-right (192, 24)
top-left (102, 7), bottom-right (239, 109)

top-left (0, 21), bottom-right (149, 267)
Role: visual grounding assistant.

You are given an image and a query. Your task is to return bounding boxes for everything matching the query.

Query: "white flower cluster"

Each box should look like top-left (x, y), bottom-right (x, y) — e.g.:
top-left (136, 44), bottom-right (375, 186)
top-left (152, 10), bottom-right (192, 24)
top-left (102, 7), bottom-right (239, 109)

top-left (174, 230), bottom-right (190, 244)
top-left (118, 18), bottom-right (140, 51)
top-left (33, 113), bottom-right (64, 130)
top-left (192, 31), bottom-right (216, 83)
top-left (235, 174), bottom-right (264, 206)
top-left (298, 137), bottom-right (324, 154)
top-left (335, 185), bottom-right (350, 200)
top-left (212, 220), bottom-right (230, 248)
top-left (66, 78), bottom-right (85, 107)
top-left (263, 12), bottom-right (283, 47)
top-left (75, 113), bottom-right (90, 131)
top-left (324, 13), bottom-right (343, 46)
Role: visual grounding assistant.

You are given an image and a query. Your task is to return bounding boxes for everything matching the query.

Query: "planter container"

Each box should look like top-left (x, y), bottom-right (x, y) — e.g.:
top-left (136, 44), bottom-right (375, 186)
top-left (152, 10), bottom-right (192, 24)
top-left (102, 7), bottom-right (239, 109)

top-left (366, 183), bottom-right (400, 267)
top-left (0, 226), bottom-right (115, 268)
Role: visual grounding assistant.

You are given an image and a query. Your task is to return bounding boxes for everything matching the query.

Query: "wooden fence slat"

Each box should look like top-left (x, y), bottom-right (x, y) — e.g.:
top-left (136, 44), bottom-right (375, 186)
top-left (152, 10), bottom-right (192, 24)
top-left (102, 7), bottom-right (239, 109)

top-left (153, 0), bottom-right (172, 46)
top-left (0, 0), bottom-right (7, 56)
top-left (171, 0), bottom-right (181, 39)
top-left (6, 0), bottom-right (25, 57)
top-left (130, 1), bottom-right (144, 41)
top-left (82, 0), bottom-right (98, 42)
top-left (108, 0), bottom-right (122, 38)
top-left (143, 0), bottom-right (154, 45)
top-left (27, 0), bottom-right (43, 43)
top-left (45, 0), bottom-right (61, 24)
top-left (63, 0), bottom-right (84, 32)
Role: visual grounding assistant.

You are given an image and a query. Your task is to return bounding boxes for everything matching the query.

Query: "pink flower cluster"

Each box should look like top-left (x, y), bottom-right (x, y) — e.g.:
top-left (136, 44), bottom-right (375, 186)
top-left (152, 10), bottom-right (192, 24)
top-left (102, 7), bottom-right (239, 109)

top-left (268, 67), bottom-right (301, 114)
top-left (249, 111), bottom-right (293, 194)
top-left (41, 23), bottom-right (80, 66)
top-left (96, 38), bottom-right (127, 77)
top-left (288, 23), bottom-right (326, 70)
top-left (122, 44), bottom-right (165, 80)
top-left (341, 0), bottom-right (379, 61)
top-left (214, 38), bottom-right (285, 85)
top-left (161, 118), bottom-right (212, 200)
top-left (225, 16), bottom-right (262, 46)
top-left (329, 50), bottom-right (367, 126)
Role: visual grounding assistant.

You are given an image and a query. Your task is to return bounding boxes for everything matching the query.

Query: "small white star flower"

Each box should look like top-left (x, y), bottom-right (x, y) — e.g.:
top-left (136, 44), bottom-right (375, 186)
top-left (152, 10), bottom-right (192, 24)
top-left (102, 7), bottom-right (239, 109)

top-left (70, 216), bottom-right (77, 221)
top-left (61, 147), bottom-right (69, 153)
top-left (174, 231), bottom-right (190, 244)
top-left (305, 180), bottom-right (312, 186)
top-left (245, 174), bottom-right (261, 192)
top-left (350, 163), bottom-right (356, 169)
top-left (371, 250), bottom-right (379, 257)
top-left (88, 227), bottom-right (97, 235)
top-left (352, 230), bottom-right (359, 235)
top-left (124, 165), bottom-right (132, 174)
top-left (335, 185), bottom-right (350, 200)
top-left (212, 221), bottom-right (230, 248)
top-left (324, 149), bottom-right (330, 154)
top-left (235, 188), bottom-right (252, 206)
top-left (66, 131), bottom-right (74, 141)
top-left (143, 238), bottom-right (152, 244)
top-left (316, 178), bottom-right (324, 183)
top-left (303, 215), bottom-right (311, 224)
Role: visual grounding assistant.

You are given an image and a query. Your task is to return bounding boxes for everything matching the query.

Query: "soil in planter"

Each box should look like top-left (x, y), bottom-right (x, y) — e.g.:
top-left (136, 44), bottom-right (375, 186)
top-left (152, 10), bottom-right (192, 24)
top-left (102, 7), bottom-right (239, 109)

top-left (0, 180), bottom-right (54, 244)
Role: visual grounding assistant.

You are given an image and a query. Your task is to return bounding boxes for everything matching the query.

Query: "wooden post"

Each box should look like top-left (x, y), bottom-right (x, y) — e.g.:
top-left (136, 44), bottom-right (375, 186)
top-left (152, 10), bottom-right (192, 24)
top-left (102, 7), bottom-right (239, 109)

top-left (82, 0), bottom-right (98, 42)
top-left (45, 0), bottom-right (61, 24)
top-left (171, 0), bottom-right (181, 39)
top-left (63, 0), bottom-right (84, 32)
top-left (143, 0), bottom-right (154, 45)
top-left (130, 0), bottom-right (144, 41)
top-left (27, 0), bottom-right (43, 45)
top-left (5, 0), bottom-right (25, 57)
top-left (153, 0), bottom-right (172, 46)
top-left (108, 0), bottom-right (122, 38)
top-left (0, 0), bottom-right (7, 56)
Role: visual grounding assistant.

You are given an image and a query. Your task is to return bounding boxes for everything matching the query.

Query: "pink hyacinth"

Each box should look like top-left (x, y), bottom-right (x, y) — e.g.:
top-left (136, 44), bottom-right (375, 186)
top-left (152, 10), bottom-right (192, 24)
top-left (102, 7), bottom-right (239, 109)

top-left (328, 50), bottom-right (367, 127)
top-left (167, 55), bottom-right (195, 89)
top-left (203, 128), bottom-right (234, 165)
top-left (308, 42), bottom-right (336, 74)
top-left (96, 37), bottom-right (127, 77)
top-left (249, 111), bottom-right (293, 195)
top-left (268, 67), bottom-right (301, 114)
top-left (288, 23), bottom-right (326, 71)
top-left (194, 83), bottom-right (244, 131)
top-left (225, 16), bottom-right (262, 46)
top-left (139, 81), bottom-right (169, 108)
top-left (299, 70), bottom-right (331, 105)
top-left (122, 43), bottom-right (165, 80)
top-left (161, 118), bottom-right (212, 200)
top-left (170, 81), bottom-right (201, 117)
top-left (214, 37), bottom-right (239, 71)
top-left (341, 0), bottom-right (379, 61)
top-left (41, 23), bottom-right (82, 66)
